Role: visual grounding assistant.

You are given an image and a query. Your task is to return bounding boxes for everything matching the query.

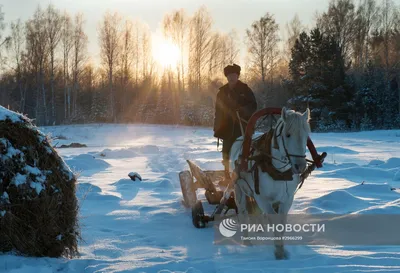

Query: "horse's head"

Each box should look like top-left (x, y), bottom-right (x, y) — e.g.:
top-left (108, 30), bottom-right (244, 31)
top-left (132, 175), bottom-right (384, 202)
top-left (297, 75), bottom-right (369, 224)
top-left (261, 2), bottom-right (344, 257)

top-left (276, 107), bottom-right (311, 174)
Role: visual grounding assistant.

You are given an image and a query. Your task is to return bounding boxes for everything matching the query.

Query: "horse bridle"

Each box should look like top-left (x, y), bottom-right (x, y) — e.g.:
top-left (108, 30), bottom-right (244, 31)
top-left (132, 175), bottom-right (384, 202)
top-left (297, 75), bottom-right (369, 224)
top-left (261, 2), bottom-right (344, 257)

top-left (274, 119), bottom-right (307, 169)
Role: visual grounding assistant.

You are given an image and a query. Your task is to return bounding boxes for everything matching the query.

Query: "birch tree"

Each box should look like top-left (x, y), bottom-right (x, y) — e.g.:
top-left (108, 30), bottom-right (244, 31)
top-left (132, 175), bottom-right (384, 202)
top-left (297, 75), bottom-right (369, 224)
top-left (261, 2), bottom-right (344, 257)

top-left (26, 7), bottom-right (48, 125)
top-left (246, 13), bottom-right (280, 87)
top-left (71, 13), bottom-right (88, 118)
top-left (61, 12), bottom-right (73, 120)
top-left (9, 19), bottom-right (26, 112)
top-left (163, 9), bottom-right (188, 91)
top-left (99, 11), bottom-right (121, 122)
top-left (188, 6), bottom-right (212, 92)
top-left (45, 4), bottom-right (62, 124)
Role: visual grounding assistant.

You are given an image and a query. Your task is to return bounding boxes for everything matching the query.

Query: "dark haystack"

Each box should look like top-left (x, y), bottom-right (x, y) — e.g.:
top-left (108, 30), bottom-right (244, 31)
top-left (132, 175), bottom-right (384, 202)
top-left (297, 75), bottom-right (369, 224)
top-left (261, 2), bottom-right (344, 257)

top-left (0, 106), bottom-right (79, 258)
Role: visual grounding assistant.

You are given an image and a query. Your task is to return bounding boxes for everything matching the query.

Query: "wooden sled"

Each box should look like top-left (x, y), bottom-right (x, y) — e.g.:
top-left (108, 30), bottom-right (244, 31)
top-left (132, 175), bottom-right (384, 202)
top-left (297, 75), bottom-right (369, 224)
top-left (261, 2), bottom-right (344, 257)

top-left (179, 159), bottom-right (259, 228)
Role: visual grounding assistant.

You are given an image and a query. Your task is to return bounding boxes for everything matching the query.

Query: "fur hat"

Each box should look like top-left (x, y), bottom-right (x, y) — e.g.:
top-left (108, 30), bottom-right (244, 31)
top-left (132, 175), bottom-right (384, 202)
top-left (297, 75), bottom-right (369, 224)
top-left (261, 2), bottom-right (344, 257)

top-left (224, 64), bottom-right (241, 77)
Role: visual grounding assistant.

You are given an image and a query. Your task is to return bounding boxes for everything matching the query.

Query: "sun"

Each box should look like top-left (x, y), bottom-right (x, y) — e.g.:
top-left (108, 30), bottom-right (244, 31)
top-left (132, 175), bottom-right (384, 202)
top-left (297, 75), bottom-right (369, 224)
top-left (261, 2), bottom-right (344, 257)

top-left (152, 37), bottom-right (180, 69)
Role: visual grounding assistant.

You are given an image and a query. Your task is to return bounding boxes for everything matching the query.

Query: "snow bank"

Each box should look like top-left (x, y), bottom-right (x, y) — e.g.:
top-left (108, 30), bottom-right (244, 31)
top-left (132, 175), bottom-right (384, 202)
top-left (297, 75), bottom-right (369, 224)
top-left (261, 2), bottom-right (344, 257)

top-left (66, 154), bottom-right (110, 171)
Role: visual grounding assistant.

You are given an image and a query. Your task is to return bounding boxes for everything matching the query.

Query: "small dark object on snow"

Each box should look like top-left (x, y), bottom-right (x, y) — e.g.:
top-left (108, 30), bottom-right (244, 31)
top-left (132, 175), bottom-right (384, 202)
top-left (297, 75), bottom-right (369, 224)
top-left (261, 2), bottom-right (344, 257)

top-left (58, 143), bottom-right (87, 148)
top-left (128, 172), bottom-right (142, 181)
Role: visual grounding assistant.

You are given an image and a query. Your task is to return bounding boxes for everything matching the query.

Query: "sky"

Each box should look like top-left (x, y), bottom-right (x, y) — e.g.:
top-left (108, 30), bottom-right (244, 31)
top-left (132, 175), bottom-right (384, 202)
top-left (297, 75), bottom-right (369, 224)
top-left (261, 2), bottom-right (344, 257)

top-left (0, 0), bottom-right (372, 68)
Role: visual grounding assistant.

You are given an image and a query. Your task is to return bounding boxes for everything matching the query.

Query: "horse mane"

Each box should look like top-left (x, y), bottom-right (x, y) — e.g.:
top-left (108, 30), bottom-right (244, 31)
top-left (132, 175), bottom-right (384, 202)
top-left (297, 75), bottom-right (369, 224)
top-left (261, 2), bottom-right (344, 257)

top-left (281, 109), bottom-right (311, 136)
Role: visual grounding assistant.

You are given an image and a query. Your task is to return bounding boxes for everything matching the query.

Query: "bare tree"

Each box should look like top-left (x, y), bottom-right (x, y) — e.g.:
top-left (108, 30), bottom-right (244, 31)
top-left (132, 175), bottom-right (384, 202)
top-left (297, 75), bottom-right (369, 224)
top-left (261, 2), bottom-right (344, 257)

top-left (26, 6), bottom-right (48, 125)
top-left (0, 6), bottom-right (5, 46)
top-left (285, 14), bottom-right (305, 62)
top-left (0, 6), bottom-right (11, 66)
top-left (380, 0), bottom-right (398, 72)
top-left (61, 12), bottom-right (73, 121)
top-left (118, 19), bottom-right (134, 113)
top-left (226, 30), bottom-right (240, 64)
top-left (317, 0), bottom-right (356, 62)
top-left (379, 0), bottom-right (400, 115)
top-left (188, 6), bottom-right (212, 92)
top-left (141, 25), bottom-right (152, 80)
top-left (71, 13), bottom-right (88, 118)
top-left (133, 20), bottom-right (141, 86)
top-left (0, 6), bottom-right (9, 108)
top-left (163, 9), bottom-right (188, 91)
top-left (45, 4), bottom-right (62, 124)
top-left (9, 19), bottom-right (26, 112)
top-left (121, 20), bottom-right (134, 85)
top-left (354, 0), bottom-right (380, 70)
top-left (99, 11), bottom-right (121, 122)
top-left (219, 30), bottom-right (240, 72)
top-left (207, 32), bottom-right (224, 81)
top-left (246, 13), bottom-right (280, 88)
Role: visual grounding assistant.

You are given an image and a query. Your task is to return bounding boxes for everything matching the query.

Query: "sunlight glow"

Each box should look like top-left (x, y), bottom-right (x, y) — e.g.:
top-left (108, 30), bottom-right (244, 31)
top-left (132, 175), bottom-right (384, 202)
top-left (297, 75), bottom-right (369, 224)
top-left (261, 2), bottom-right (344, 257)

top-left (152, 37), bottom-right (180, 69)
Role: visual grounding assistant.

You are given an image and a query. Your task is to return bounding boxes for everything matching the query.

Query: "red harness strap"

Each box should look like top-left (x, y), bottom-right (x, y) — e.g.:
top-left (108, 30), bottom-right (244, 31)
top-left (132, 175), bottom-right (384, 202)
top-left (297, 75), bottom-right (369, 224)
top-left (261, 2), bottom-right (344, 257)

top-left (240, 108), bottom-right (323, 172)
top-left (240, 108), bottom-right (282, 171)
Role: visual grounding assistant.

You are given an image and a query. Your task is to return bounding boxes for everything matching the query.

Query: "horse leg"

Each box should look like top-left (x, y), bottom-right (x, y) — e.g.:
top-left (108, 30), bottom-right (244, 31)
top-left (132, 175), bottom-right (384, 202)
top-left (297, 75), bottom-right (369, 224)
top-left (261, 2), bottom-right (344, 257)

top-left (253, 197), bottom-right (289, 260)
top-left (249, 196), bottom-right (272, 239)
top-left (234, 180), bottom-right (253, 245)
top-left (273, 200), bottom-right (293, 260)
top-left (234, 179), bottom-right (249, 215)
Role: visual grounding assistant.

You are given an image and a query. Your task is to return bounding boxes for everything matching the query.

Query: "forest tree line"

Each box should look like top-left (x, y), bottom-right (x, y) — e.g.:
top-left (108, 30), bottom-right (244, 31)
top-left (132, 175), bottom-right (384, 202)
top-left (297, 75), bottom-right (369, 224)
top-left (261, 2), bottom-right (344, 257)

top-left (0, 0), bottom-right (399, 131)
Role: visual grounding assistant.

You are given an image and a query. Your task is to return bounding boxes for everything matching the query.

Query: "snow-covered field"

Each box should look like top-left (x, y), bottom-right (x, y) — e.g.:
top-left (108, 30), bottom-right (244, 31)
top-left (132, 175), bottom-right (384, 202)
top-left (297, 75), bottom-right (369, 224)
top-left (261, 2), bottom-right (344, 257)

top-left (1, 123), bottom-right (400, 273)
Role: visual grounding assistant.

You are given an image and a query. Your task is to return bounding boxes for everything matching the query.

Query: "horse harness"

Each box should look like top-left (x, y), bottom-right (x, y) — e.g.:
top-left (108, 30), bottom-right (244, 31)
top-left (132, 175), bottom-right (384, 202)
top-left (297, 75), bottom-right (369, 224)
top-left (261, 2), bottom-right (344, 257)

top-left (245, 120), bottom-right (307, 195)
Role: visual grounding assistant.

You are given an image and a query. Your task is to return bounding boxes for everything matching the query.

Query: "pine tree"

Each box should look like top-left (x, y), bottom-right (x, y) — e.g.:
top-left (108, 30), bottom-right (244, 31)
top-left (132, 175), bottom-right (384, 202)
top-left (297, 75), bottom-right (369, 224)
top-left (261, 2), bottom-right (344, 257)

top-left (287, 27), bottom-right (350, 130)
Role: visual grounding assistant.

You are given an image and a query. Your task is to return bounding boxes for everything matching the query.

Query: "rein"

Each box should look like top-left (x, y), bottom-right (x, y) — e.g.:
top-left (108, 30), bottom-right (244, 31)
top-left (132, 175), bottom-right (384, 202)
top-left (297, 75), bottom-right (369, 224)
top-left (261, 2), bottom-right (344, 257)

top-left (274, 119), bottom-right (318, 195)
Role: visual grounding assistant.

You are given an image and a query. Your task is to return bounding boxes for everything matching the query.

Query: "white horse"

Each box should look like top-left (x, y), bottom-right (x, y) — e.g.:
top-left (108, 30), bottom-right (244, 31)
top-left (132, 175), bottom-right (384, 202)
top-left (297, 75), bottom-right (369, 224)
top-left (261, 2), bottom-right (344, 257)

top-left (228, 107), bottom-right (311, 259)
